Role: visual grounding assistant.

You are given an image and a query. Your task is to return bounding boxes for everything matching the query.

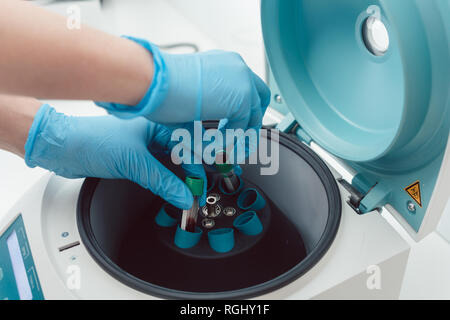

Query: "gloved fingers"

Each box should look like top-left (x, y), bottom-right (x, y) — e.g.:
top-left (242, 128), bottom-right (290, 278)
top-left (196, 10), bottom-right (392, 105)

top-left (221, 71), bottom-right (269, 133)
top-left (221, 79), bottom-right (252, 132)
top-left (250, 71), bottom-right (272, 113)
top-left (215, 119), bottom-right (229, 150)
top-left (181, 163), bottom-right (207, 207)
top-left (227, 131), bottom-right (259, 164)
top-left (127, 150), bottom-right (194, 210)
top-left (146, 122), bottom-right (199, 161)
top-left (232, 72), bottom-right (270, 162)
top-left (247, 95), bottom-right (264, 131)
top-left (146, 122), bottom-right (172, 150)
top-left (247, 70), bottom-right (272, 131)
top-left (242, 99), bottom-right (264, 163)
top-left (222, 114), bottom-right (250, 134)
top-left (221, 86), bottom-right (261, 163)
top-left (176, 122), bottom-right (206, 164)
top-left (147, 123), bottom-right (207, 206)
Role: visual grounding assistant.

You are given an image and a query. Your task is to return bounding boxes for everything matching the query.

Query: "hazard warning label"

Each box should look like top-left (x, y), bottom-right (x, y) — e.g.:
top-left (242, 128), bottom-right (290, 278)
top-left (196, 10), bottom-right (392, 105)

top-left (404, 181), bottom-right (422, 207)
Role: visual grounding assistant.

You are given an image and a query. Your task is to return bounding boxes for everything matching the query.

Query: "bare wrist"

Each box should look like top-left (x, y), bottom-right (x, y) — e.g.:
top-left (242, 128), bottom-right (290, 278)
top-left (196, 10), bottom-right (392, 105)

top-left (0, 95), bottom-right (42, 157)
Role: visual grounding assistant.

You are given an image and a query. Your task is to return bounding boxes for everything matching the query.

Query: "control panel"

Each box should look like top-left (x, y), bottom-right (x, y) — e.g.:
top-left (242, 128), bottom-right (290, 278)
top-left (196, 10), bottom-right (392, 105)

top-left (0, 214), bottom-right (44, 300)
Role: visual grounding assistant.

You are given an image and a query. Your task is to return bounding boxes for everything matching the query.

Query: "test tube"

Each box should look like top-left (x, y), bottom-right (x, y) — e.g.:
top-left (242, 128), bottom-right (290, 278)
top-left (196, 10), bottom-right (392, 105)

top-left (180, 176), bottom-right (204, 232)
top-left (215, 150), bottom-right (240, 194)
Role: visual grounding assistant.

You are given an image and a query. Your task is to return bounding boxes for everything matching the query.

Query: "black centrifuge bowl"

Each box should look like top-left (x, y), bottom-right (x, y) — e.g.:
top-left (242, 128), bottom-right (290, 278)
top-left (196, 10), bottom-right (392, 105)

top-left (77, 129), bottom-right (341, 299)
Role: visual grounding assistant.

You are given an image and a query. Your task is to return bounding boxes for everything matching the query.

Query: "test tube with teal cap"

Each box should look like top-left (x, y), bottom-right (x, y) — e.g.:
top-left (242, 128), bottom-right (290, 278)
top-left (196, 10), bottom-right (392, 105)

top-left (180, 176), bottom-right (204, 232)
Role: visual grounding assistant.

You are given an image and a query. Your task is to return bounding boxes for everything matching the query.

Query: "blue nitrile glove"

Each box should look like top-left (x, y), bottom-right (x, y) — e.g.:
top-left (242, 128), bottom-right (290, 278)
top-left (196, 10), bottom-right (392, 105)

top-left (95, 36), bottom-right (271, 131)
top-left (24, 104), bottom-right (206, 209)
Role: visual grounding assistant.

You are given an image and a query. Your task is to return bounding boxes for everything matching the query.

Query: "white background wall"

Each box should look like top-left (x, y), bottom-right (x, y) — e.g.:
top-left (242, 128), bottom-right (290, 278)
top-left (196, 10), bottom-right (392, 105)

top-left (0, 0), bottom-right (449, 299)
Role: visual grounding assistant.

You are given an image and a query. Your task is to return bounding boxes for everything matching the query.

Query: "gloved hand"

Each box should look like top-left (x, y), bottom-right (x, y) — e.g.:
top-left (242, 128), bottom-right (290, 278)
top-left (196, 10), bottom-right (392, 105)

top-left (24, 104), bottom-right (206, 209)
top-left (95, 36), bottom-right (271, 132)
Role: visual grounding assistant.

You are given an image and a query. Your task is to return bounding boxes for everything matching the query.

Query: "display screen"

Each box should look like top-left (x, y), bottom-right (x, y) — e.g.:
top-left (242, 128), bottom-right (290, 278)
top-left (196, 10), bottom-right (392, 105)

top-left (0, 214), bottom-right (43, 300)
top-left (6, 231), bottom-right (32, 300)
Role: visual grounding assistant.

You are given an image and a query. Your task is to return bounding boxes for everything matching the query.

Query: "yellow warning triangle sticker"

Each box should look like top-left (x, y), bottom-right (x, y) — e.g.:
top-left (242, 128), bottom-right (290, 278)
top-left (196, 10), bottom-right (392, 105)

top-left (404, 181), bottom-right (422, 207)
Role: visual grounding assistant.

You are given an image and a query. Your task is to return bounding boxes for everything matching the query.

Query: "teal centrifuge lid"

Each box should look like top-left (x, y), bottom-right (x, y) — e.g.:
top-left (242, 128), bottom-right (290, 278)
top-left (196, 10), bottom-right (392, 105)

top-left (262, 0), bottom-right (449, 235)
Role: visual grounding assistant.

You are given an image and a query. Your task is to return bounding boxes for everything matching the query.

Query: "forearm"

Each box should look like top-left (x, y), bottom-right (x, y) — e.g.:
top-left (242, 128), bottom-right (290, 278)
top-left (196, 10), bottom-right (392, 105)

top-left (0, 0), bottom-right (152, 105)
top-left (0, 95), bottom-right (41, 157)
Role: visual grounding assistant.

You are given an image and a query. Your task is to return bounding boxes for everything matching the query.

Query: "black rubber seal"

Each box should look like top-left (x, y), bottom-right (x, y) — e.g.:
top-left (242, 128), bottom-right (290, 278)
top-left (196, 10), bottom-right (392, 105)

top-left (76, 127), bottom-right (342, 300)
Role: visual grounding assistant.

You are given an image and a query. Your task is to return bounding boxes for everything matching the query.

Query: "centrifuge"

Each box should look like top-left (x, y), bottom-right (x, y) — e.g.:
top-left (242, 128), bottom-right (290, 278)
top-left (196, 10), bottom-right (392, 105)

top-left (0, 0), bottom-right (448, 300)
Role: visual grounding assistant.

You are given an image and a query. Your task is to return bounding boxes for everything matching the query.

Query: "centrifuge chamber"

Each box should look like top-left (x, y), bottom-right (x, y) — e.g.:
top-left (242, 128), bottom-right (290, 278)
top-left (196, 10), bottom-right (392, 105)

top-left (76, 129), bottom-right (341, 299)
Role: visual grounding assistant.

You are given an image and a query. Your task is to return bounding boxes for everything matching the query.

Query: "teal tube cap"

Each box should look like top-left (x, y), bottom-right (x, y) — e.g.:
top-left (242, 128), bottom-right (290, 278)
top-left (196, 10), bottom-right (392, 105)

top-left (237, 188), bottom-right (266, 211)
top-left (233, 211), bottom-right (263, 236)
top-left (208, 228), bottom-right (235, 253)
top-left (155, 203), bottom-right (179, 227)
top-left (174, 225), bottom-right (203, 249)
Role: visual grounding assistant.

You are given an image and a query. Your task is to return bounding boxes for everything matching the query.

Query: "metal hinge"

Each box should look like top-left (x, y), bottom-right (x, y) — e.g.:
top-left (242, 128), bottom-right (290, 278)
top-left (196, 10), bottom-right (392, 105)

top-left (338, 174), bottom-right (391, 215)
top-left (337, 178), bottom-right (366, 214)
top-left (276, 112), bottom-right (298, 133)
top-left (276, 112), bottom-right (312, 143)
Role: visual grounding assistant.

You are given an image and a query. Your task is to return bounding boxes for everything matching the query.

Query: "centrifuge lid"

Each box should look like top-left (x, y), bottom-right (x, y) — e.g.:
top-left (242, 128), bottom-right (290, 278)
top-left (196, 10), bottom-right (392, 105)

top-left (262, 0), bottom-right (449, 238)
